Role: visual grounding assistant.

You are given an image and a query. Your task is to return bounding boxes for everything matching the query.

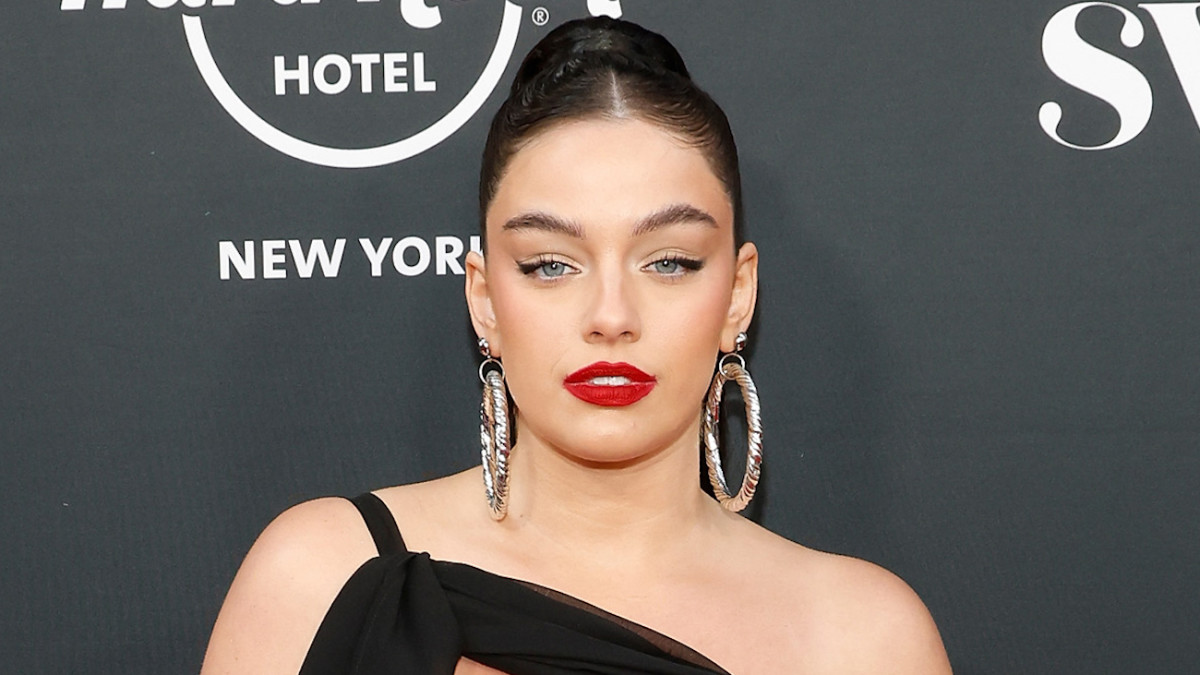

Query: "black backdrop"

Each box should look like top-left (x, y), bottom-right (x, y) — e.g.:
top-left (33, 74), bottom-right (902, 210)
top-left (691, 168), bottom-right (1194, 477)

top-left (3, 2), bottom-right (1198, 673)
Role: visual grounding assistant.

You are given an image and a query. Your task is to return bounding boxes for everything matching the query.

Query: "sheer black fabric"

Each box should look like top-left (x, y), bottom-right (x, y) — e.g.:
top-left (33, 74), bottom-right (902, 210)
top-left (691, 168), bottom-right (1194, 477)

top-left (299, 493), bottom-right (730, 675)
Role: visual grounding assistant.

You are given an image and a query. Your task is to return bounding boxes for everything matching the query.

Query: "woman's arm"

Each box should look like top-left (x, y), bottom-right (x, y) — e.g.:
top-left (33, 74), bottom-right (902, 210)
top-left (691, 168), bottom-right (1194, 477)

top-left (200, 497), bottom-right (375, 675)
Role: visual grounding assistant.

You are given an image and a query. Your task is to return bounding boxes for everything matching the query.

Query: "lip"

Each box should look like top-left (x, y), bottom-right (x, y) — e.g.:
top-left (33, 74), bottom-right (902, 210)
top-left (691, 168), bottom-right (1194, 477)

top-left (563, 361), bottom-right (657, 407)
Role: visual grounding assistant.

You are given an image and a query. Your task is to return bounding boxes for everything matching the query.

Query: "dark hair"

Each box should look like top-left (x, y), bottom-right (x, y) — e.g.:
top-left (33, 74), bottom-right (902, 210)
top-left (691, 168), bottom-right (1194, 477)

top-left (479, 17), bottom-right (743, 247)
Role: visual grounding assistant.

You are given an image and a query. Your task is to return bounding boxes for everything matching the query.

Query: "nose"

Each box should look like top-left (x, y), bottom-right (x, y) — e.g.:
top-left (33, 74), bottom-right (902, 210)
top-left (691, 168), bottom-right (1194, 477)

top-left (582, 263), bottom-right (641, 344)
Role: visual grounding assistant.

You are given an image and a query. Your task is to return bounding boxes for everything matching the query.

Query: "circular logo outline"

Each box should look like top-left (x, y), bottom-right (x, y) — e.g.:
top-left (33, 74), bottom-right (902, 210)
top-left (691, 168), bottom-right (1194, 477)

top-left (182, 1), bottom-right (523, 169)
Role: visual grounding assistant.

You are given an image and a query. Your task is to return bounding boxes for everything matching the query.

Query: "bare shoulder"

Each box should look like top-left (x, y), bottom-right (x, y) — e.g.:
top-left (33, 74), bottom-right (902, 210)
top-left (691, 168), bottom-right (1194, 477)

top-left (730, 521), bottom-right (952, 673)
top-left (373, 470), bottom-right (473, 518)
top-left (372, 469), bottom-right (486, 552)
top-left (804, 550), bottom-right (950, 672)
top-left (200, 497), bottom-right (378, 675)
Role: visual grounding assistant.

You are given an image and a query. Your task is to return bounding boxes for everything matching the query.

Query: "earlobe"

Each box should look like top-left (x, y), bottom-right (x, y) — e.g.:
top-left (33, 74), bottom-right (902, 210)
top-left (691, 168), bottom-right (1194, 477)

top-left (722, 242), bottom-right (759, 352)
top-left (464, 250), bottom-right (501, 355)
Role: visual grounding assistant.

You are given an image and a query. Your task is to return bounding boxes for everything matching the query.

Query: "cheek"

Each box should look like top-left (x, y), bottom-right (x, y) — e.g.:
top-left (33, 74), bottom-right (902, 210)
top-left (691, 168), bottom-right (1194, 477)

top-left (657, 289), bottom-right (728, 347)
top-left (650, 278), bottom-right (735, 390)
top-left (486, 277), bottom-right (570, 404)
top-left (489, 273), bottom-right (544, 351)
top-left (664, 260), bottom-right (736, 332)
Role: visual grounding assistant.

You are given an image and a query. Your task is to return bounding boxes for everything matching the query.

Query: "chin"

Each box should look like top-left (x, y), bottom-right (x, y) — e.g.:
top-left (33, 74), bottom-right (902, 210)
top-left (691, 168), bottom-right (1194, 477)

top-left (512, 390), bottom-right (699, 464)
top-left (551, 421), bottom-right (689, 467)
top-left (562, 444), bottom-right (662, 468)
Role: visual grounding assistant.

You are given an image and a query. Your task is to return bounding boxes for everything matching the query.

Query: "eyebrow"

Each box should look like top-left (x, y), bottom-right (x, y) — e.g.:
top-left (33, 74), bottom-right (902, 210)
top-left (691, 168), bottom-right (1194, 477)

top-left (502, 212), bottom-right (584, 238)
top-left (500, 203), bottom-right (718, 239)
top-left (631, 203), bottom-right (718, 235)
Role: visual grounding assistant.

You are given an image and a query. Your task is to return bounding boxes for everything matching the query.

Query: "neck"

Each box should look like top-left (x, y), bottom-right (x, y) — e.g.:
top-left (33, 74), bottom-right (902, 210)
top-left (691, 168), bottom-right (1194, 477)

top-left (500, 418), bottom-right (721, 565)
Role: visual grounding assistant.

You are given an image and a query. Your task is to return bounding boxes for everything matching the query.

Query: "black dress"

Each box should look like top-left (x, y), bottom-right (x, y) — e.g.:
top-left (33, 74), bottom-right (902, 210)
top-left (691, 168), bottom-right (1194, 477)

top-left (298, 493), bottom-right (731, 675)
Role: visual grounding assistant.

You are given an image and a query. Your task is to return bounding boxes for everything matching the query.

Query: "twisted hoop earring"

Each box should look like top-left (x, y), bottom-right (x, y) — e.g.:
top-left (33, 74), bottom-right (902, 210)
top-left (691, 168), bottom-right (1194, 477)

top-left (702, 331), bottom-right (763, 512)
top-left (477, 337), bottom-right (511, 520)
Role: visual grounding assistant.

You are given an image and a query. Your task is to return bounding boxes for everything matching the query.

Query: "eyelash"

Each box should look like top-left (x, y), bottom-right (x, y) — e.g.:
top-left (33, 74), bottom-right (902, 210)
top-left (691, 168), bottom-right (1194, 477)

top-left (646, 254), bottom-right (705, 277)
top-left (516, 254), bottom-right (705, 281)
top-left (517, 256), bottom-right (576, 280)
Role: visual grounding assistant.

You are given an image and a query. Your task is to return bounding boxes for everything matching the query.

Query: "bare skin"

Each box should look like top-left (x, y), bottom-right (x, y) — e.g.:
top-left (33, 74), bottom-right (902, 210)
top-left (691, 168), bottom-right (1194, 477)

top-left (201, 473), bottom-right (949, 674)
top-left (201, 119), bottom-right (952, 675)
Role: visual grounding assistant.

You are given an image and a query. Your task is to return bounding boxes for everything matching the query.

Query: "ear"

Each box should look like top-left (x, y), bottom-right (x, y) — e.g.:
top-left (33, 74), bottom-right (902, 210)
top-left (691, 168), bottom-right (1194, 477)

top-left (721, 242), bottom-right (759, 352)
top-left (464, 250), bottom-right (501, 356)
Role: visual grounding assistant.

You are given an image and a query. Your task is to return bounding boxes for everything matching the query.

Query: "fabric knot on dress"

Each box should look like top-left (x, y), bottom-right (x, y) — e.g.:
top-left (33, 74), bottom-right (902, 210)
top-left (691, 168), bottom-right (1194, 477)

top-left (298, 495), bottom-right (730, 675)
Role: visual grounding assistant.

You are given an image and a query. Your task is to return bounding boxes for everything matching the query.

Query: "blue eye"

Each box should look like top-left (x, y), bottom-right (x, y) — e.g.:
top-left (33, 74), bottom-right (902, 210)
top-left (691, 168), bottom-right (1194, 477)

top-left (538, 261), bottom-right (568, 278)
top-left (517, 257), bottom-right (575, 280)
top-left (647, 256), bottom-right (704, 276)
top-left (654, 259), bottom-right (681, 274)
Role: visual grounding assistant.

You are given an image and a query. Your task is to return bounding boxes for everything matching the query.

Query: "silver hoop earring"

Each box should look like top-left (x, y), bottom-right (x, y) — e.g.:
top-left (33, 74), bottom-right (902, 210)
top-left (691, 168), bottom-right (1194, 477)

top-left (477, 337), bottom-right (511, 520)
top-left (702, 331), bottom-right (763, 512)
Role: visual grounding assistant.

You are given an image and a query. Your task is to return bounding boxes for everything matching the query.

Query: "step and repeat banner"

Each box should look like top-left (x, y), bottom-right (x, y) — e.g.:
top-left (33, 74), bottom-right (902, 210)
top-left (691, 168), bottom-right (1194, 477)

top-left (2, 1), bottom-right (1198, 673)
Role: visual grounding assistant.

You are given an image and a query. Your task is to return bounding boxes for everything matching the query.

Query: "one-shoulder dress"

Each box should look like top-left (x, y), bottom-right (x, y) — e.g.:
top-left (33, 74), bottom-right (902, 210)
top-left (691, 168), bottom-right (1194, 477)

top-left (298, 493), bottom-right (731, 675)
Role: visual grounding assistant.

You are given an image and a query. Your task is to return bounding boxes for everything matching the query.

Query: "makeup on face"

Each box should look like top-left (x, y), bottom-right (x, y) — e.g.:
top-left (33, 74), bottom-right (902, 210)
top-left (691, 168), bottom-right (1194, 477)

top-left (474, 120), bottom-right (745, 462)
top-left (563, 361), bottom-right (657, 407)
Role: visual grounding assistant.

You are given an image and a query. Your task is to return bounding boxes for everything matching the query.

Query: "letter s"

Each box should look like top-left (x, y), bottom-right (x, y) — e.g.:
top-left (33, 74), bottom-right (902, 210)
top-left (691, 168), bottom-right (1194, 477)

top-left (1039, 2), bottom-right (1152, 150)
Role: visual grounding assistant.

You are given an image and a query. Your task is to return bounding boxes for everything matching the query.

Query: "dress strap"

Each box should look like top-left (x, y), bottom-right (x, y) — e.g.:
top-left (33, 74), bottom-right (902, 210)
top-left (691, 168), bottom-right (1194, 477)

top-left (348, 493), bottom-right (408, 556)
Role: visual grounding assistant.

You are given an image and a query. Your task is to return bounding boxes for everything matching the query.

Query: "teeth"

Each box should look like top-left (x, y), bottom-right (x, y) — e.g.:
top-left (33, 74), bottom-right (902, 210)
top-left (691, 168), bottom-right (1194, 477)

top-left (587, 376), bottom-right (633, 386)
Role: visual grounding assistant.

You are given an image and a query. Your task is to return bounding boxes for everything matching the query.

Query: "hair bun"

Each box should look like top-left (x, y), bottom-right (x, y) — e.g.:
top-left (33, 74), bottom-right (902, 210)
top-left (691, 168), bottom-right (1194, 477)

top-left (511, 17), bottom-right (691, 97)
top-left (481, 16), bottom-right (743, 246)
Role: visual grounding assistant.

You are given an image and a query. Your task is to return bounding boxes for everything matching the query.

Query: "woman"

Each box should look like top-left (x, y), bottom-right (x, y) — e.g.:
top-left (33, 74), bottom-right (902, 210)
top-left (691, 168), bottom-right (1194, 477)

top-left (201, 17), bottom-right (952, 675)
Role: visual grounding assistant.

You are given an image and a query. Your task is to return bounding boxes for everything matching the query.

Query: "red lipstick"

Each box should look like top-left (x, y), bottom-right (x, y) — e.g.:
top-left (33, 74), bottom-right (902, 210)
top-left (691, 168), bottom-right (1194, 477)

top-left (563, 362), bottom-right (657, 407)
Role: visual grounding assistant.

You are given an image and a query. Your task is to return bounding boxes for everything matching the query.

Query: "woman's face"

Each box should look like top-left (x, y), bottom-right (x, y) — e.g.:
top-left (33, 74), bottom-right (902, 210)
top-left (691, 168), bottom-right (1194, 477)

top-left (466, 118), bottom-right (757, 464)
